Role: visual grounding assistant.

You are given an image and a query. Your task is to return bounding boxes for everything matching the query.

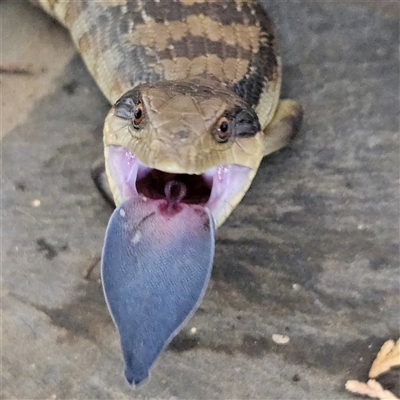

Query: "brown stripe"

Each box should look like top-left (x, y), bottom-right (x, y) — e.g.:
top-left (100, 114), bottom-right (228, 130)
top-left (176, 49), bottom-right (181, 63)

top-left (122, 20), bottom-right (171, 50)
top-left (155, 34), bottom-right (252, 62)
top-left (64, 2), bottom-right (82, 27)
top-left (77, 32), bottom-right (92, 55)
top-left (159, 58), bottom-right (192, 81)
top-left (143, 0), bottom-right (259, 27)
top-left (126, 16), bottom-right (261, 54)
top-left (185, 14), bottom-right (260, 53)
top-left (159, 55), bottom-right (249, 82)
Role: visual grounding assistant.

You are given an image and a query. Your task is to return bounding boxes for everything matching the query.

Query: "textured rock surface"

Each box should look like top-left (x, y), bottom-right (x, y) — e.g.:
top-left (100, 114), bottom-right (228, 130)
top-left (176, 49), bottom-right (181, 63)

top-left (2, 1), bottom-right (399, 399)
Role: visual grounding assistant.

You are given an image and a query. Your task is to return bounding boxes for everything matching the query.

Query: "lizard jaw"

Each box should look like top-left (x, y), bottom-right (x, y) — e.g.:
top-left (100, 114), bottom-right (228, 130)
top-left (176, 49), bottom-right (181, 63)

top-left (105, 145), bottom-right (255, 227)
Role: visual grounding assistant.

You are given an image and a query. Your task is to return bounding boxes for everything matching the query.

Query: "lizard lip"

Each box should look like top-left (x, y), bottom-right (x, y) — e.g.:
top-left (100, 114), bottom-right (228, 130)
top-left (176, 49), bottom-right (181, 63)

top-left (106, 145), bottom-right (253, 224)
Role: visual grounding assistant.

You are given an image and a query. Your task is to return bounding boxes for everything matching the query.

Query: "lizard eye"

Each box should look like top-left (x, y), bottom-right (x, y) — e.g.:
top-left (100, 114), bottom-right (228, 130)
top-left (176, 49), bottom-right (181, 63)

top-left (215, 116), bottom-right (230, 143)
top-left (133, 102), bottom-right (144, 128)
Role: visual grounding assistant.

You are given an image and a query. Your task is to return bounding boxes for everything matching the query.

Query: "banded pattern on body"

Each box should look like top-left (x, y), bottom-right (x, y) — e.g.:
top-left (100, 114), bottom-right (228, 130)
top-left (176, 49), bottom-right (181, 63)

top-left (33, 0), bottom-right (281, 128)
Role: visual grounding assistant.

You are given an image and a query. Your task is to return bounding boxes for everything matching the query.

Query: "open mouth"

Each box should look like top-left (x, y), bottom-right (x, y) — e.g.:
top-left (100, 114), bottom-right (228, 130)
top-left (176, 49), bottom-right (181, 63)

top-left (106, 145), bottom-right (253, 225)
top-left (136, 169), bottom-right (213, 205)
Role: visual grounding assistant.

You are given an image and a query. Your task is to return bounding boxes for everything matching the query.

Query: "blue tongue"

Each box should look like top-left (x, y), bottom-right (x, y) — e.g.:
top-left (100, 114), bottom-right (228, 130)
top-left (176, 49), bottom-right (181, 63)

top-left (101, 195), bottom-right (215, 386)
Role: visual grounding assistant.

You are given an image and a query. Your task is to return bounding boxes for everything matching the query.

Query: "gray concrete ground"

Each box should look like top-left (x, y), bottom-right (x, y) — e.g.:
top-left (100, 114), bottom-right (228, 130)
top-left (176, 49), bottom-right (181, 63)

top-left (2, 1), bottom-right (399, 399)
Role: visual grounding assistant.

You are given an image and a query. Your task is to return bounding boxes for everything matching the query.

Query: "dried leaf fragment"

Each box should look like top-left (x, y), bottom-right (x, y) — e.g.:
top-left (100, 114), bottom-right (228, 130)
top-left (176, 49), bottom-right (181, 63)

top-left (345, 379), bottom-right (398, 400)
top-left (346, 339), bottom-right (400, 399)
top-left (369, 339), bottom-right (400, 379)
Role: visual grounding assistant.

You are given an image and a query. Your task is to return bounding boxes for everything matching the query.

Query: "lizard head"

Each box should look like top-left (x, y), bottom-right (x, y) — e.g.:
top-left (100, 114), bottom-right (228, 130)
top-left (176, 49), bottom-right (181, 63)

top-left (103, 77), bottom-right (264, 227)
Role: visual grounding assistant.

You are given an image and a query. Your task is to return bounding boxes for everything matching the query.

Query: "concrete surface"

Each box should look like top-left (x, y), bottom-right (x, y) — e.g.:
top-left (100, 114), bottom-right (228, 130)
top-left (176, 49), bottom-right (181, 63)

top-left (2, 1), bottom-right (399, 399)
top-left (0, 0), bottom-right (75, 136)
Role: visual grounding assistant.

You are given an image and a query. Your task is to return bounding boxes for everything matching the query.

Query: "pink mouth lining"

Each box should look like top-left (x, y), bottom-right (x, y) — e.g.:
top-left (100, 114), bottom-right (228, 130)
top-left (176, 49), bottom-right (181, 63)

top-left (106, 145), bottom-right (252, 221)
